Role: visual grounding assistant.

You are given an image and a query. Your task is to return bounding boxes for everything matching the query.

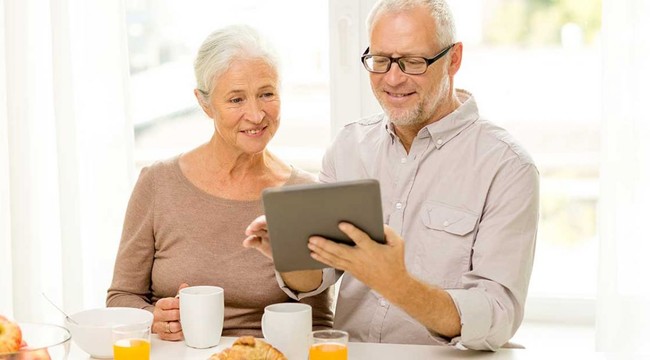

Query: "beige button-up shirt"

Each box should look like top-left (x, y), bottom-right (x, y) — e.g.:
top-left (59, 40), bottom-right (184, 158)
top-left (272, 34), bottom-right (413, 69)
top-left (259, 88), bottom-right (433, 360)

top-left (279, 90), bottom-right (539, 350)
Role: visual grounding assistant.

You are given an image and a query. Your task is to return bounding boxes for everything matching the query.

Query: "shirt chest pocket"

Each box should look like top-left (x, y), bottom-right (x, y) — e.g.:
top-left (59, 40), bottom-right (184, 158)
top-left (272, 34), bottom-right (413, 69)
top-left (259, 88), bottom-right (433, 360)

top-left (421, 203), bottom-right (478, 236)
top-left (414, 202), bottom-right (479, 288)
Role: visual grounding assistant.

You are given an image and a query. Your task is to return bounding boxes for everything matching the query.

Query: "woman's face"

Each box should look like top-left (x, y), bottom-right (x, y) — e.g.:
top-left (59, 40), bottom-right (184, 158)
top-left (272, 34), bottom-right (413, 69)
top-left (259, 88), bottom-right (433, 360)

top-left (200, 58), bottom-right (280, 155)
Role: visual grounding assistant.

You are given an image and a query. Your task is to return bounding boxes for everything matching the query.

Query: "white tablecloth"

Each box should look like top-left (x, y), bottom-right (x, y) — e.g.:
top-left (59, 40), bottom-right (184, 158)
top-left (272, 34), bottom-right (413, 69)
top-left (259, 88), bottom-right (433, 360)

top-left (67, 335), bottom-right (612, 360)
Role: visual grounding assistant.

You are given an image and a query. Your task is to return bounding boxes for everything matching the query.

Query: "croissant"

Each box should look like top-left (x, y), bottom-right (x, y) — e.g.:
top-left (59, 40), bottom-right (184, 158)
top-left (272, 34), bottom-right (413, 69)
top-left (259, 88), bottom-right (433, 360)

top-left (209, 336), bottom-right (287, 360)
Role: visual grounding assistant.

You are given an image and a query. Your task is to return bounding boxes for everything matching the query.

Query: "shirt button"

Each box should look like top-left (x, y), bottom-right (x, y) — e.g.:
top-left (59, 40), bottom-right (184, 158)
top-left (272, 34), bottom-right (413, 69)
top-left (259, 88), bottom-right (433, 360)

top-left (436, 139), bottom-right (443, 145)
top-left (400, 157), bottom-right (407, 164)
top-left (396, 202), bottom-right (403, 210)
top-left (443, 220), bottom-right (450, 227)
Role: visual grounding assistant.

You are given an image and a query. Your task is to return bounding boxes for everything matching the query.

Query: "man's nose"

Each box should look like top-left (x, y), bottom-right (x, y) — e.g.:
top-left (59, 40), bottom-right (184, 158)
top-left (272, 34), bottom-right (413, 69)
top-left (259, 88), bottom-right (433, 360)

top-left (383, 62), bottom-right (407, 86)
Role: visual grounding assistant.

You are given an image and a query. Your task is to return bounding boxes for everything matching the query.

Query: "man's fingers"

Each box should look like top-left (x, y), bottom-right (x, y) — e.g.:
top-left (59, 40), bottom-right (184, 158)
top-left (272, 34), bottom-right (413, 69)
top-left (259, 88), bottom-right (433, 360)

top-left (309, 241), bottom-right (339, 268)
top-left (308, 236), bottom-right (352, 269)
top-left (338, 222), bottom-right (373, 246)
top-left (310, 251), bottom-right (335, 268)
top-left (309, 236), bottom-right (346, 256)
top-left (383, 225), bottom-right (402, 247)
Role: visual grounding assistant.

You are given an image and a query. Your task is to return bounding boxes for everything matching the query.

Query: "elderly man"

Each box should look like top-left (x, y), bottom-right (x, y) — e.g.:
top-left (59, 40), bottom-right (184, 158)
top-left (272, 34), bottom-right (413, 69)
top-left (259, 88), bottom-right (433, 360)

top-left (245, 0), bottom-right (539, 351)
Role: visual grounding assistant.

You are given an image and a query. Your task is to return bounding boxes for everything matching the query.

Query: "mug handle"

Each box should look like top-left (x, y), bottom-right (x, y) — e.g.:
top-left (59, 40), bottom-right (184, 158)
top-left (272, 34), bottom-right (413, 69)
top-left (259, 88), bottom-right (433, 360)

top-left (261, 312), bottom-right (268, 340)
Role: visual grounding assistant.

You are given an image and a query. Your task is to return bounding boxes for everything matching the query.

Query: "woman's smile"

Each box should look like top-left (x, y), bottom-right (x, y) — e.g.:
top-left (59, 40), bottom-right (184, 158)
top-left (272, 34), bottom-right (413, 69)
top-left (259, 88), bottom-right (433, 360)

top-left (241, 125), bottom-right (268, 137)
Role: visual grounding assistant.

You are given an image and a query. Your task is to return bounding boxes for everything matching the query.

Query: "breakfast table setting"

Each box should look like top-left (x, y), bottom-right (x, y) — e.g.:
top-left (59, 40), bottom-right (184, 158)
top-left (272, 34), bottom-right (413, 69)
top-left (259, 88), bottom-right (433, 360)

top-left (1, 286), bottom-right (612, 359)
top-left (0, 292), bottom-right (612, 360)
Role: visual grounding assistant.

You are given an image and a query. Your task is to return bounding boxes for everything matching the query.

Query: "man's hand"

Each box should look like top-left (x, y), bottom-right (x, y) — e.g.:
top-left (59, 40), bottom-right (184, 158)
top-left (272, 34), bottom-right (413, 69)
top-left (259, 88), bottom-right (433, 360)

top-left (243, 215), bottom-right (273, 259)
top-left (309, 223), bottom-right (461, 338)
top-left (308, 223), bottom-right (408, 293)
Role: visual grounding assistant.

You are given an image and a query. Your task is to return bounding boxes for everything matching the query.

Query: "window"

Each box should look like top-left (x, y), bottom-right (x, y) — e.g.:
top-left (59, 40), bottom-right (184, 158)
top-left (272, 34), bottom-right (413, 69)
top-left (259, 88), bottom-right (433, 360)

top-left (127, 0), bottom-right (602, 323)
top-left (450, 0), bottom-right (601, 320)
top-left (126, 0), bottom-right (330, 172)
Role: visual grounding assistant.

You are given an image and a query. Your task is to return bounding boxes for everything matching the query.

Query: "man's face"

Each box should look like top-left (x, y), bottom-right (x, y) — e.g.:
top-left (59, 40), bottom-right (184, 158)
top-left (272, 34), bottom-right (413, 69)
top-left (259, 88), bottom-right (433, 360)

top-left (368, 8), bottom-right (452, 127)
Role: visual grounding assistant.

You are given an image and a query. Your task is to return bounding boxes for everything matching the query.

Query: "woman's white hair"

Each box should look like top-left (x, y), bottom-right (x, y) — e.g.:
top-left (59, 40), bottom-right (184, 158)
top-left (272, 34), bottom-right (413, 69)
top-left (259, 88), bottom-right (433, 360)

top-left (194, 24), bottom-right (279, 101)
top-left (366, 0), bottom-right (457, 47)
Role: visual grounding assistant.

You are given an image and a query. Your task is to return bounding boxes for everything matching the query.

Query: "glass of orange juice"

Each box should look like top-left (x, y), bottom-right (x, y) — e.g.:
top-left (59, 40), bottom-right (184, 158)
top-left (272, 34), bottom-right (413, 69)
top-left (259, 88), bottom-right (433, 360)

top-left (112, 323), bottom-right (151, 360)
top-left (309, 330), bottom-right (348, 360)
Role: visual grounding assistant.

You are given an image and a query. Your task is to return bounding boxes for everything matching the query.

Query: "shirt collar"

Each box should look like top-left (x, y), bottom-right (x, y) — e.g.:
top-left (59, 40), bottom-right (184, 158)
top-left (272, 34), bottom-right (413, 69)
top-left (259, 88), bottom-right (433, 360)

top-left (382, 89), bottom-right (480, 148)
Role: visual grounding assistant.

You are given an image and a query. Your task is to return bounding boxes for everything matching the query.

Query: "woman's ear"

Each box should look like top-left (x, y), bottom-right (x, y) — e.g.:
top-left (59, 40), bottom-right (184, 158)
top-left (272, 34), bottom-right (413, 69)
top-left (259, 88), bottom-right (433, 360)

top-left (194, 88), bottom-right (213, 117)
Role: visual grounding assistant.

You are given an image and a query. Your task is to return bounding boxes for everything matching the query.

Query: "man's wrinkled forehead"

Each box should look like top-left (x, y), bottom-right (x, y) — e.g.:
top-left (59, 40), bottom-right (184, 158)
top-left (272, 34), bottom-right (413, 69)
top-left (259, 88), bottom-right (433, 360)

top-left (368, 7), bottom-right (439, 55)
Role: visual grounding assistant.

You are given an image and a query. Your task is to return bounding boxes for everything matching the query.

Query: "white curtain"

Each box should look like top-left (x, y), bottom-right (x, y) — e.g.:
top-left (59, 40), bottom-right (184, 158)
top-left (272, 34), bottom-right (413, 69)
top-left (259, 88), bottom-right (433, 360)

top-left (598, 0), bottom-right (650, 355)
top-left (0, 0), bottom-right (133, 323)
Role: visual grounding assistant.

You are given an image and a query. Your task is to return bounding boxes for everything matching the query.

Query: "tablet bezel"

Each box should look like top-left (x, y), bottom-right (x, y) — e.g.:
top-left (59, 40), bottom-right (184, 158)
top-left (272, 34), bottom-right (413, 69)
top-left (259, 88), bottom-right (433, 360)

top-left (262, 179), bottom-right (385, 272)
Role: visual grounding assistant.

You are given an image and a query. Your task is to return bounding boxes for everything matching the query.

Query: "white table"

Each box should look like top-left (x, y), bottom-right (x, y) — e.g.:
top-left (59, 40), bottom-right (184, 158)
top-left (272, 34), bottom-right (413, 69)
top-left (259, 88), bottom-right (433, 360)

top-left (69, 336), bottom-right (610, 360)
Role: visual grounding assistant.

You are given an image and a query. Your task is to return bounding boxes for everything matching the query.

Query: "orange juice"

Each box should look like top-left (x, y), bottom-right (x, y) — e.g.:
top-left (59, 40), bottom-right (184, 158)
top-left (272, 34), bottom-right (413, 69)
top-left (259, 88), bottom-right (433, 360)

top-left (113, 338), bottom-right (150, 360)
top-left (309, 343), bottom-right (348, 360)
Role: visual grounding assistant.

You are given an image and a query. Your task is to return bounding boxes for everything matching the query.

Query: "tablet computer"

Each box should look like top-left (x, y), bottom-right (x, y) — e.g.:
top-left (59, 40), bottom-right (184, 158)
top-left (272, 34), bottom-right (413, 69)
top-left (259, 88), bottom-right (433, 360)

top-left (262, 179), bottom-right (385, 272)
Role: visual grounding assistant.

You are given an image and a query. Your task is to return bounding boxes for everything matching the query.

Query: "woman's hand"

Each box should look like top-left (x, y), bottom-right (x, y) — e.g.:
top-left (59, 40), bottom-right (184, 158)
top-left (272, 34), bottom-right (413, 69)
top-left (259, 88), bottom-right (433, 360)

top-left (243, 215), bottom-right (273, 259)
top-left (152, 283), bottom-right (189, 341)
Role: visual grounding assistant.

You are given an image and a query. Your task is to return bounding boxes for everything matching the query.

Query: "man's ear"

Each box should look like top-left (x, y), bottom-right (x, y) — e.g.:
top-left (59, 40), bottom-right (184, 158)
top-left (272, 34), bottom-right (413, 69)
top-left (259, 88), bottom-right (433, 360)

top-left (194, 88), bottom-right (213, 117)
top-left (448, 42), bottom-right (463, 77)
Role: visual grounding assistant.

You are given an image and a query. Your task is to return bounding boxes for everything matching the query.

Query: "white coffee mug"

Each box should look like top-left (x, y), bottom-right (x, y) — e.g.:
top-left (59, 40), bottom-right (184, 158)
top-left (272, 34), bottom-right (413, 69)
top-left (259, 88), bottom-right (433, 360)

top-left (179, 285), bottom-right (224, 349)
top-left (262, 303), bottom-right (312, 360)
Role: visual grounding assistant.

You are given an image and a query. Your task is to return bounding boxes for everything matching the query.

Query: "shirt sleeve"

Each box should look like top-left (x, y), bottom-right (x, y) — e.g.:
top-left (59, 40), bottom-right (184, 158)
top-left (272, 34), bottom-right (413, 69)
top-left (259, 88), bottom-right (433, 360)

top-left (446, 160), bottom-right (539, 350)
top-left (106, 166), bottom-right (156, 311)
top-left (275, 268), bottom-right (343, 300)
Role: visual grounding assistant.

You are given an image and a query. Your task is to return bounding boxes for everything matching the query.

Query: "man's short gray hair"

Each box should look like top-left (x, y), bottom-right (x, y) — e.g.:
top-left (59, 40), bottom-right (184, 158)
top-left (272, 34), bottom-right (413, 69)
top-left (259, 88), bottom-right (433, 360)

top-left (366, 0), bottom-right (456, 47)
top-left (194, 24), bottom-right (279, 101)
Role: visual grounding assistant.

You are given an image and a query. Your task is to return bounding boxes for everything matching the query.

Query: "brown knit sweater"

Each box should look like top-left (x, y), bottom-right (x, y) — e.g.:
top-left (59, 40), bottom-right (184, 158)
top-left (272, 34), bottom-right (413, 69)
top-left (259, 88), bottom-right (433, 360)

top-left (106, 156), bottom-right (333, 336)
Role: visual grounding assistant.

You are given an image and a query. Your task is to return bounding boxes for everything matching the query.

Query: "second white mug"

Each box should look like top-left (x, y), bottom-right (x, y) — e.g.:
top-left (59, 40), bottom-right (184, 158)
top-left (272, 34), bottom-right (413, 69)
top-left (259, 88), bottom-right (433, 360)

top-left (262, 302), bottom-right (312, 360)
top-left (179, 285), bottom-right (224, 349)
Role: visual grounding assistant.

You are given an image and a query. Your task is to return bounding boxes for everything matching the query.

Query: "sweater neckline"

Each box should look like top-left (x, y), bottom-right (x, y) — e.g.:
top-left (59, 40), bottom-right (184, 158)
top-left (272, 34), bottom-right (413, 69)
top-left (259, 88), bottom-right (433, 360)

top-left (171, 154), bottom-right (297, 205)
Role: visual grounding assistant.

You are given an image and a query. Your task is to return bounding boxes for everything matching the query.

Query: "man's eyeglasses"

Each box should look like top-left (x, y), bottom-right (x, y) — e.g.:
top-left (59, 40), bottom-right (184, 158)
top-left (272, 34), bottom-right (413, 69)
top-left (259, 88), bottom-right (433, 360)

top-left (360, 43), bottom-right (455, 75)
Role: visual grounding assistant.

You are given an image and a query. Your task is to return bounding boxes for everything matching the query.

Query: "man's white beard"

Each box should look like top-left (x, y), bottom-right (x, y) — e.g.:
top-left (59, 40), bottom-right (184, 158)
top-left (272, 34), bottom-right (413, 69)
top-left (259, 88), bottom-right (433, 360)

top-left (382, 72), bottom-right (451, 127)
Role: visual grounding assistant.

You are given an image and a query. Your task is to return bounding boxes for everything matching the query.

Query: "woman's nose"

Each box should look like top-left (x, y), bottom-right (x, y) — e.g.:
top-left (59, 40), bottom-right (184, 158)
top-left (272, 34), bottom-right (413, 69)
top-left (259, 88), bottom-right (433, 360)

top-left (244, 100), bottom-right (265, 123)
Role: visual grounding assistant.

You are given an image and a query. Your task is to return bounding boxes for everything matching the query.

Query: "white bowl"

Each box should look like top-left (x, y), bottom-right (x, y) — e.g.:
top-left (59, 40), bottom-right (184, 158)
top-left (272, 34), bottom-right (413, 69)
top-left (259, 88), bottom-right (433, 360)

top-left (65, 307), bottom-right (153, 359)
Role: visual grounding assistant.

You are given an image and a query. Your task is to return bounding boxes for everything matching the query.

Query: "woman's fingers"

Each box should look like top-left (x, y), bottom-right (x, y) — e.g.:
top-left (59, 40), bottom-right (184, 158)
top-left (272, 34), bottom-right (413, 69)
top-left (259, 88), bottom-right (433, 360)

top-left (243, 234), bottom-right (273, 259)
top-left (245, 215), bottom-right (268, 236)
top-left (153, 320), bottom-right (183, 341)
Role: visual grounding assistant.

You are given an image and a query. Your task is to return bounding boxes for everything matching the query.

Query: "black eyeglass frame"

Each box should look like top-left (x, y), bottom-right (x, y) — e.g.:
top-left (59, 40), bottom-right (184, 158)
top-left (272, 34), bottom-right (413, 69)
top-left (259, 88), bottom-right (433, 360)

top-left (360, 43), bottom-right (456, 75)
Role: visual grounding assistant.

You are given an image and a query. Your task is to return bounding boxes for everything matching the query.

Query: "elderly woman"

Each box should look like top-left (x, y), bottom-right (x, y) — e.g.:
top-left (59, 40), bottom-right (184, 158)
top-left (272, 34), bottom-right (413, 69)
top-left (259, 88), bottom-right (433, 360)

top-left (106, 25), bottom-right (333, 341)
